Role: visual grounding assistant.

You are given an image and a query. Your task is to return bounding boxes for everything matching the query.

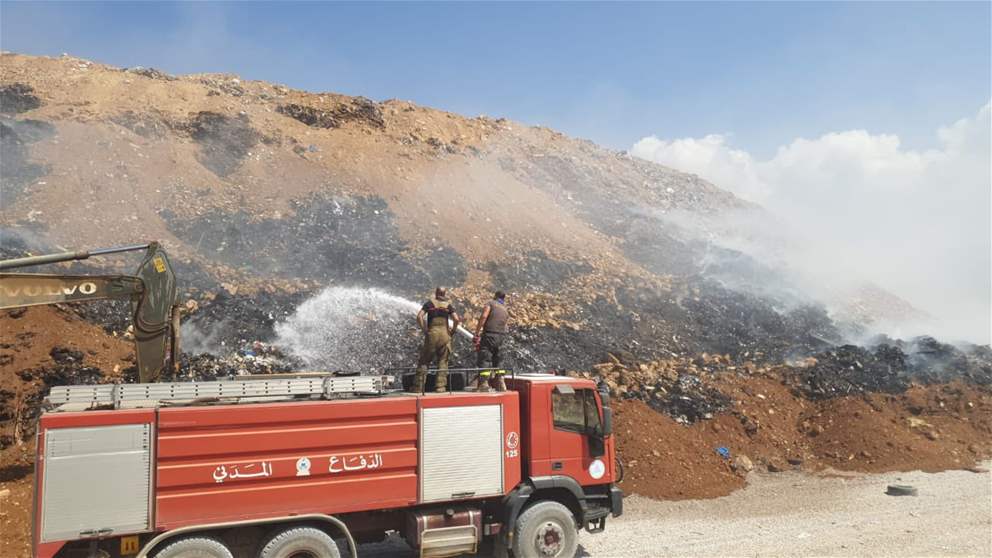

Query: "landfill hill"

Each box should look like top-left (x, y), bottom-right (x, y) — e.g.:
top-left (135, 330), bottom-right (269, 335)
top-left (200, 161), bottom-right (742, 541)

top-left (1, 52), bottom-right (991, 558)
top-left (0, 51), bottom-right (943, 373)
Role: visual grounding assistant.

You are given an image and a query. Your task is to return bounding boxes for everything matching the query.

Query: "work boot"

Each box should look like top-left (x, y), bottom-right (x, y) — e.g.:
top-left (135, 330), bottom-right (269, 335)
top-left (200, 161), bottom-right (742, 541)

top-left (412, 367), bottom-right (427, 394)
top-left (476, 371), bottom-right (491, 392)
top-left (494, 373), bottom-right (507, 392)
top-left (435, 369), bottom-right (448, 392)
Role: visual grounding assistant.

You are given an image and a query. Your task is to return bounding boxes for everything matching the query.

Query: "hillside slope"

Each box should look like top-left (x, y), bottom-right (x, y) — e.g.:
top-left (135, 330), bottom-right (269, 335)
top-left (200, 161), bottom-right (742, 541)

top-left (0, 52), bottom-right (959, 373)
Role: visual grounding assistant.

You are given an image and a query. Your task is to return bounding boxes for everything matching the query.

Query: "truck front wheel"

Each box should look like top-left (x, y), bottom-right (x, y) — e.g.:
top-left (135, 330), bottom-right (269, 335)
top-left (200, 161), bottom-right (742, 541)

top-left (511, 501), bottom-right (578, 558)
top-left (154, 536), bottom-right (233, 558)
top-left (258, 525), bottom-right (341, 558)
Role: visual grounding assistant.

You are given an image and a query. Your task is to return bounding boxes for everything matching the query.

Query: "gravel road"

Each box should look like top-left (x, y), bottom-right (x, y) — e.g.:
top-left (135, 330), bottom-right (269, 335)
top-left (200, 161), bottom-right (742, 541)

top-left (361, 465), bottom-right (991, 557)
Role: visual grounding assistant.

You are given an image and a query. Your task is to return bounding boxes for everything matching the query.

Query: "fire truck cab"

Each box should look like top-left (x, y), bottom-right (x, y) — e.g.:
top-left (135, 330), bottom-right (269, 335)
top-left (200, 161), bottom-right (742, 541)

top-left (32, 373), bottom-right (622, 558)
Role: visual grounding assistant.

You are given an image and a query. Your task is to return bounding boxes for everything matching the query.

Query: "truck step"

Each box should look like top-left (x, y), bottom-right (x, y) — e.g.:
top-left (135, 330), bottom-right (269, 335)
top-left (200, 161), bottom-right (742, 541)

top-left (583, 506), bottom-right (610, 534)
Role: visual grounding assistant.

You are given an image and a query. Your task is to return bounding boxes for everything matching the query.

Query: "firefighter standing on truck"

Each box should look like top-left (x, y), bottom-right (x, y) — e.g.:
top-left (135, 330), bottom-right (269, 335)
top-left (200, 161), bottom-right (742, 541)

top-left (474, 290), bottom-right (509, 392)
top-left (414, 287), bottom-right (461, 393)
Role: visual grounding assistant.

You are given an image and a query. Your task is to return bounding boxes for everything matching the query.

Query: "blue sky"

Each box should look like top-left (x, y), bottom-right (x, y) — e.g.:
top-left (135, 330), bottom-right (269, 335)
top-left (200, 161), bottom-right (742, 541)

top-left (1, 1), bottom-right (989, 155)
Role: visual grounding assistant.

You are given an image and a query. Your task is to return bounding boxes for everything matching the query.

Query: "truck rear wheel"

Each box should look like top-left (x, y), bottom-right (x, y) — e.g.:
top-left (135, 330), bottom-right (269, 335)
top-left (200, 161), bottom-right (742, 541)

top-left (258, 525), bottom-right (341, 558)
top-left (154, 536), bottom-right (233, 558)
top-left (511, 501), bottom-right (578, 558)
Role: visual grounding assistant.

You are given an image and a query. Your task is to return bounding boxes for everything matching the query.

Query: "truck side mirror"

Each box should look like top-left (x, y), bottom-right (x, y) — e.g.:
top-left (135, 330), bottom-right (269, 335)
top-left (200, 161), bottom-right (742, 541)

top-left (602, 406), bottom-right (613, 437)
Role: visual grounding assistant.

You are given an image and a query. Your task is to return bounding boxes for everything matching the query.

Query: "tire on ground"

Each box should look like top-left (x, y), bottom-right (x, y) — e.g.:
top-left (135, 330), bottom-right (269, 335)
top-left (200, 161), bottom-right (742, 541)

top-left (258, 525), bottom-right (341, 558)
top-left (153, 536), bottom-right (233, 558)
top-left (511, 501), bottom-right (578, 558)
top-left (886, 484), bottom-right (918, 496)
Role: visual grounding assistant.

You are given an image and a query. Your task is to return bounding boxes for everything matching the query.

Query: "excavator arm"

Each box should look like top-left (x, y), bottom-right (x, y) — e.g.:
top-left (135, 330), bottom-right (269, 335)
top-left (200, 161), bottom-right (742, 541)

top-left (0, 242), bottom-right (180, 382)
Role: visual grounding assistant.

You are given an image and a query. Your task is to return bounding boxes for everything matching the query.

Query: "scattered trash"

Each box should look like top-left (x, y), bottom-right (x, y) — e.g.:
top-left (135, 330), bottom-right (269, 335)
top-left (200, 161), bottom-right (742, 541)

top-left (731, 455), bottom-right (753, 473)
top-left (716, 447), bottom-right (730, 459)
top-left (277, 98), bottom-right (384, 130)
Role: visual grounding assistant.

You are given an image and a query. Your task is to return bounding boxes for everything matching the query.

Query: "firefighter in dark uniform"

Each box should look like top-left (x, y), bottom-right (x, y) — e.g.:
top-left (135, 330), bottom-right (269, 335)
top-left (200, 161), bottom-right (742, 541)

top-left (473, 290), bottom-right (509, 392)
top-left (413, 287), bottom-right (461, 393)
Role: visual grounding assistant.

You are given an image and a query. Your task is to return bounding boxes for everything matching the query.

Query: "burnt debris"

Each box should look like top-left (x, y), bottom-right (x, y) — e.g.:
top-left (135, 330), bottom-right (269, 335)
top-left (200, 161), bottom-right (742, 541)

top-left (163, 194), bottom-right (467, 294)
top-left (0, 117), bottom-right (55, 204)
top-left (181, 111), bottom-right (260, 177)
top-left (277, 98), bottom-right (385, 130)
top-left (124, 67), bottom-right (176, 81)
top-left (111, 110), bottom-right (169, 139)
top-left (788, 340), bottom-right (992, 399)
top-left (0, 84), bottom-right (42, 114)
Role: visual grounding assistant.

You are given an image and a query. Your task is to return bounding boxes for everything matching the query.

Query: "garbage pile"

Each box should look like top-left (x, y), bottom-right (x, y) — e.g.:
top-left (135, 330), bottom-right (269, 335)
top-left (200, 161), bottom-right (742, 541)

top-left (787, 344), bottom-right (909, 399)
top-left (788, 338), bottom-right (992, 399)
top-left (276, 97), bottom-right (385, 130)
top-left (123, 66), bottom-right (176, 81)
top-left (180, 289), bottom-right (310, 355)
top-left (905, 336), bottom-right (992, 385)
top-left (576, 353), bottom-right (744, 423)
top-left (177, 342), bottom-right (302, 381)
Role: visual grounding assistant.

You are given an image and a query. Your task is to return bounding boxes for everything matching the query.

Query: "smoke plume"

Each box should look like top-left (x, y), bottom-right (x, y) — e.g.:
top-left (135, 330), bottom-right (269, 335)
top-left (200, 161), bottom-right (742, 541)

top-left (631, 103), bottom-right (991, 344)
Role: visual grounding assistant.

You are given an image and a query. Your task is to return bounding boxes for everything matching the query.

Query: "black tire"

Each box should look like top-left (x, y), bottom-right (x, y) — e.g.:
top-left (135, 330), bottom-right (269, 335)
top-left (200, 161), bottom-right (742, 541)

top-left (154, 536), bottom-right (233, 558)
top-left (886, 484), bottom-right (918, 497)
top-left (511, 501), bottom-right (578, 558)
top-left (258, 526), bottom-right (341, 558)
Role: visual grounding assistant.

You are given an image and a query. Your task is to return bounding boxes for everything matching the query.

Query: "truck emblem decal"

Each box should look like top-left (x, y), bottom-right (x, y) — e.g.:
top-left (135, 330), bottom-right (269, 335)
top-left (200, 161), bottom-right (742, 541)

top-left (588, 459), bottom-right (606, 480)
top-left (329, 452), bottom-right (383, 474)
top-left (212, 461), bottom-right (273, 483)
top-left (296, 457), bottom-right (311, 477)
top-left (506, 431), bottom-right (519, 450)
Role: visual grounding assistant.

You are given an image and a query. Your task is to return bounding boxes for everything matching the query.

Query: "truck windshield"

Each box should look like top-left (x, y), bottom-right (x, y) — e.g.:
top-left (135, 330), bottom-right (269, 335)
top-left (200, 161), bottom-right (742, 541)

top-left (552, 388), bottom-right (602, 434)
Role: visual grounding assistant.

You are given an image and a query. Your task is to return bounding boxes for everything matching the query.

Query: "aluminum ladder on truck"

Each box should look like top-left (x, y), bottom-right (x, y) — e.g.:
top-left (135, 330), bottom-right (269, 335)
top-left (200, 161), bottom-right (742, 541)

top-left (46, 374), bottom-right (387, 410)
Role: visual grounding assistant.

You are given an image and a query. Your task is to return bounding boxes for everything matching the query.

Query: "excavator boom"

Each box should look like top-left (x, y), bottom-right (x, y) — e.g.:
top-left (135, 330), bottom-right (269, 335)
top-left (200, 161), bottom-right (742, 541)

top-left (0, 242), bottom-right (180, 382)
top-left (0, 274), bottom-right (145, 308)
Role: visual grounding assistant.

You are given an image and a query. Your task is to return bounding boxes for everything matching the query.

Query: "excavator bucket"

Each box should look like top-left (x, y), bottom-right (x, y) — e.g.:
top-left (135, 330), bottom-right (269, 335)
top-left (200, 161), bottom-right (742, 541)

top-left (132, 243), bottom-right (179, 383)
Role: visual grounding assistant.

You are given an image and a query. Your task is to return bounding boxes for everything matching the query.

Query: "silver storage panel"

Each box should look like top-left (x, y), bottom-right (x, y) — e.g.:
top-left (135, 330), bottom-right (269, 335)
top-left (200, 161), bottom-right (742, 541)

top-left (421, 405), bottom-right (503, 502)
top-left (42, 424), bottom-right (152, 542)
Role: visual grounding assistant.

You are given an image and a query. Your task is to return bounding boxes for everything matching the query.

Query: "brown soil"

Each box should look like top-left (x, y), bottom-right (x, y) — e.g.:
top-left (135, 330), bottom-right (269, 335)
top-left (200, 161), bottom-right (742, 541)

top-left (0, 306), bottom-right (133, 558)
top-left (0, 306), bottom-right (132, 442)
top-left (615, 375), bottom-right (992, 501)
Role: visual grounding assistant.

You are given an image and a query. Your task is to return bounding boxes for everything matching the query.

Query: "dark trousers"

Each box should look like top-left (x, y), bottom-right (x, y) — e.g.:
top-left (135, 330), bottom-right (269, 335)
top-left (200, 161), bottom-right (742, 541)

top-left (476, 332), bottom-right (504, 368)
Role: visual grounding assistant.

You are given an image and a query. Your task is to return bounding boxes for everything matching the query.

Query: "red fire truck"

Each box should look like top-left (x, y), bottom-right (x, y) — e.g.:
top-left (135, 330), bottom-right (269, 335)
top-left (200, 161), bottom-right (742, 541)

top-left (32, 372), bottom-right (622, 558)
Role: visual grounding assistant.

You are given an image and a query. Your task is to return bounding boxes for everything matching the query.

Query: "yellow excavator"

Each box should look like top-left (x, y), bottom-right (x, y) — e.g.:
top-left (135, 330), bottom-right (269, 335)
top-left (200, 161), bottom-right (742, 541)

top-left (0, 242), bottom-right (180, 382)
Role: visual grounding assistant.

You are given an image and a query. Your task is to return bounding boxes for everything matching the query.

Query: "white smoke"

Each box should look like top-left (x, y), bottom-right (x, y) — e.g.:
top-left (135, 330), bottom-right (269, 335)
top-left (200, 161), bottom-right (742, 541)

top-left (631, 103), bottom-right (992, 344)
top-left (180, 319), bottom-right (232, 355)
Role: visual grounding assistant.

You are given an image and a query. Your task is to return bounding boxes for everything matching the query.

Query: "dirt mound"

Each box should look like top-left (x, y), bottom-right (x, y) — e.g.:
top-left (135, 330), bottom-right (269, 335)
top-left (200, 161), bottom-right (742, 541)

top-left (614, 375), bottom-right (992, 501)
top-left (0, 306), bottom-right (133, 449)
top-left (0, 306), bottom-right (137, 556)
